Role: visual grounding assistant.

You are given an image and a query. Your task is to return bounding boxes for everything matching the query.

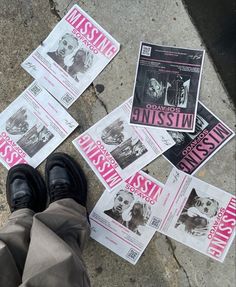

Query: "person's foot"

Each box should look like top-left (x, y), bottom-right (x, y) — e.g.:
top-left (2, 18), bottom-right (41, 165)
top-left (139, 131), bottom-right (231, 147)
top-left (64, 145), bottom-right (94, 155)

top-left (6, 164), bottom-right (47, 213)
top-left (45, 153), bottom-right (87, 207)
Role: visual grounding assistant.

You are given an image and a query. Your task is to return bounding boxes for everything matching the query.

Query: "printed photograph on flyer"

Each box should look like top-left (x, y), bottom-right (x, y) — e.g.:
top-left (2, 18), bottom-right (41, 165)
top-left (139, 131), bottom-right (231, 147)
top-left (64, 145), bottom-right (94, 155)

top-left (130, 42), bottom-right (205, 131)
top-left (46, 32), bottom-right (96, 81)
top-left (73, 98), bottom-right (175, 190)
top-left (103, 188), bottom-right (152, 236)
top-left (0, 82), bottom-right (78, 169)
top-left (95, 114), bottom-right (150, 170)
top-left (157, 168), bottom-right (236, 262)
top-left (90, 171), bottom-right (163, 264)
top-left (163, 102), bottom-right (235, 174)
top-left (21, 4), bottom-right (120, 108)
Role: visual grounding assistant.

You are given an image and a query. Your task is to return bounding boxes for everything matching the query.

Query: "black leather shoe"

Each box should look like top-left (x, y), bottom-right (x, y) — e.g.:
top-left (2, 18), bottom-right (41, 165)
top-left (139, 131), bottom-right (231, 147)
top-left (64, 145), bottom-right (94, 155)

top-left (45, 153), bottom-right (87, 207)
top-left (6, 164), bottom-right (47, 213)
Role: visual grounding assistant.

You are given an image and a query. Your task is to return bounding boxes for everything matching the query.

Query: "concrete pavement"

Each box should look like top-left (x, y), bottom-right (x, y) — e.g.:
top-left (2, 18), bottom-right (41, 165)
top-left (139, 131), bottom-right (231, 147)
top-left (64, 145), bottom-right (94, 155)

top-left (0, 1), bottom-right (235, 286)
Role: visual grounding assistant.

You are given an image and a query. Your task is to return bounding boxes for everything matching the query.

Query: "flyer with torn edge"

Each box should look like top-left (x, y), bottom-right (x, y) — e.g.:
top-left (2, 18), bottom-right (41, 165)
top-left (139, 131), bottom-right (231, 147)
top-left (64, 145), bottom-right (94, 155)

top-left (148, 168), bottom-right (236, 262)
top-left (72, 97), bottom-right (175, 190)
top-left (163, 101), bottom-right (235, 174)
top-left (90, 170), bottom-right (163, 264)
top-left (21, 4), bottom-right (120, 108)
top-left (0, 81), bottom-right (78, 169)
top-left (130, 42), bottom-right (205, 132)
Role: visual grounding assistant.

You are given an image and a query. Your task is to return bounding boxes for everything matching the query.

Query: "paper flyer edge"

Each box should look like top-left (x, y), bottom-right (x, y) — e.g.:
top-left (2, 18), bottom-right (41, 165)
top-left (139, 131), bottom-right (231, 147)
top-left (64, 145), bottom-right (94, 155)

top-left (156, 229), bottom-right (226, 263)
top-left (72, 138), bottom-right (111, 190)
top-left (71, 4), bottom-right (121, 48)
top-left (129, 121), bottom-right (196, 133)
top-left (191, 49), bottom-right (205, 133)
top-left (198, 100), bottom-right (235, 135)
top-left (21, 4), bottom-right (120, 109)
top-left (65, 50), bottom-right (121, 108)
top-left (162, 100), bottom-right (235, 175)
top-left (129, 42), bottom-right (205, 132)
top-left (140, 41), bottom-right (205, 53)
top-left (89, 231), bottom-right (139, 265)
top-left (72, 135), bottom-right (167, 191)
top-left (129, 41), bottom-right (143, 125)
top-left (155, 168), bottom-right (235, 262)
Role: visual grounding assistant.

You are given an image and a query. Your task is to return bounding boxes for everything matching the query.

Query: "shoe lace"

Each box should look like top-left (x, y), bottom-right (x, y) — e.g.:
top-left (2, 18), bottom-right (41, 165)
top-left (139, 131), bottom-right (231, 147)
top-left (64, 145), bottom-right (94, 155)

top-left (12, 193), bottom-right (33, 210)
top-left (50, 182), bottom-right (71, 202)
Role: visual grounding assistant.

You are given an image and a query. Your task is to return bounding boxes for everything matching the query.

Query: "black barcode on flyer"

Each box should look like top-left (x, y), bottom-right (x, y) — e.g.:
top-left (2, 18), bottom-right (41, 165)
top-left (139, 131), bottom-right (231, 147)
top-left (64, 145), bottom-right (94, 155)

top-left (127, 249), bottom-right (139, 262)
top-left (150, 216), bottom-right (161, 229)
top-left (62, 93), bottom-right (74, 105)
top-left (30, 84), bottom-right (42, 96)
top-left (141, 45), bottom-right (151, 56)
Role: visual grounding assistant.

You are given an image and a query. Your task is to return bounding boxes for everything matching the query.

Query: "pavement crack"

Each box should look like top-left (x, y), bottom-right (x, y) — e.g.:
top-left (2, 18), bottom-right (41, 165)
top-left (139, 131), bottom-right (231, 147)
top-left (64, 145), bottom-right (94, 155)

top-left (91, 84), bottom-right (109, 114)
top-left (49, 0), bottom-right (61, 20)
top-left (64, 0), bottom-right (75, 12)
top-left (95, 94), bottom-right (109, 114)
top-left (165, 236), bottom-right (192, 287)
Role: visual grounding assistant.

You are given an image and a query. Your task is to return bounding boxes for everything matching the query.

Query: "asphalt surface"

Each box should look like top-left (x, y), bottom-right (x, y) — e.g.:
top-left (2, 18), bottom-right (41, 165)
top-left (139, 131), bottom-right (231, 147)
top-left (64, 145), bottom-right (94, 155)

top-left (183, 0), bottom-right (236, 107)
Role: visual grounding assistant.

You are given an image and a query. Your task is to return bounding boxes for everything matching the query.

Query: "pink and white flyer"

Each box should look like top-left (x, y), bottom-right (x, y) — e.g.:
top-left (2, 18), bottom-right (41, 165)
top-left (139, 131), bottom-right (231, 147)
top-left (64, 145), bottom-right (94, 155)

top-left (148, 168), bottom-right (236, 262)
top-left (90, 171), bottom-right (163, 264)
top-left (21, 4), bottom-right (120, 108)
top-left (72, 98), bottom-right (175, 190)
top-left (0, 81), bottom-right (78, 169)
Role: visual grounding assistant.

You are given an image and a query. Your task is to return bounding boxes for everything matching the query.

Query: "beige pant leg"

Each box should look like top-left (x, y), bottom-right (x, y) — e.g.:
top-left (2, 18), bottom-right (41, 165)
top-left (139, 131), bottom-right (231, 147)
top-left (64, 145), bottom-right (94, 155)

top-left (0, 208), bottom-right (34, 287)
top-left (21, 198), bottom-right (91, 287)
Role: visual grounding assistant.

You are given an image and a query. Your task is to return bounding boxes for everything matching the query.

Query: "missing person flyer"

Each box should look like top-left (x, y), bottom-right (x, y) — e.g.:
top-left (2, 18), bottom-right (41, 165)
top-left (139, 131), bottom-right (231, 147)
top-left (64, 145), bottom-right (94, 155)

top-left (90, 170), bottom-right (163, 264)
top-left (148, 168), bottom-right (236, 262)
top-left (21, 4), bottom-right (120, 108)
top-left (130, 42), bottom-right (205, 132)
top-left (73, 98), bottom-right (175, 190)
top-left (0, 82), bottom-right (78, 169)
top-left (163, 101), bottom-right (235, 174)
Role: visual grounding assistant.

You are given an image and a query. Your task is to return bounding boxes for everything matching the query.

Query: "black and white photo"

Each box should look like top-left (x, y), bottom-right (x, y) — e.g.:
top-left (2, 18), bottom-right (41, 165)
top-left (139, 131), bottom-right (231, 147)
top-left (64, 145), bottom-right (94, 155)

top-left (5, 107), bottom-right (30, 135)
top-left (111, 138), bottom-right (148, 169)
top-left (123, 202), bottom-right (152, 236)
top-left (101, 118), bottom-right (125, 146)
top-left (174, 188), bottom-right (219, 237)
top-left (104, 189), bottom-right (134, 224)
top-left (17, 124), bottom-right (54, 157)
top-left (164, 74), bottom-right (190, 108)
top-left (47, 33), bottom-right (78, 69)
top-left (67, 48), bottom-right (94, 82)
top-left (187, 114), bottom-right (208, 139)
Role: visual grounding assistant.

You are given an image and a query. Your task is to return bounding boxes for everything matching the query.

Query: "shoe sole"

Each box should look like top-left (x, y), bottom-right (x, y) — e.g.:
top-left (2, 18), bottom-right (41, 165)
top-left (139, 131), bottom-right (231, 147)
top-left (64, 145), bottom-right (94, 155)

top-left (45, 152), bottom-right (87, 204)
top-left (6, 164), bottom-right (47, 212)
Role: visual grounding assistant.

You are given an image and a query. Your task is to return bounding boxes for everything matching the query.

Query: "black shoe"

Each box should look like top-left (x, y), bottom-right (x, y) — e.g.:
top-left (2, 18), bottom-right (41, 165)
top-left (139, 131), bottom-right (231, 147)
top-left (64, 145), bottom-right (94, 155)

top-left (45, 153), bottom-right (87, 207)
top-left (6, 164), bottom-right (47, 213)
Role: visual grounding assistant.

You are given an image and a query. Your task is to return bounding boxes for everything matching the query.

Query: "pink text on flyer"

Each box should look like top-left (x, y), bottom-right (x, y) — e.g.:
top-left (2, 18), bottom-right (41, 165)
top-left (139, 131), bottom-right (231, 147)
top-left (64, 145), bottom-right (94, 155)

top-left (126, 172), bottom-right (163, 204)
top-left (76, 134), bottom-right (123, 188)
top-left (207, 197), bottom-right (236, 260)
top-left (66, 8), bottom-right (118, 59)
top-left (0, 132), bottom-right (27, 167)
top-left (177, 123), bottom-right (233, 173)
top-left (131, 107), bottom-right (194, 129)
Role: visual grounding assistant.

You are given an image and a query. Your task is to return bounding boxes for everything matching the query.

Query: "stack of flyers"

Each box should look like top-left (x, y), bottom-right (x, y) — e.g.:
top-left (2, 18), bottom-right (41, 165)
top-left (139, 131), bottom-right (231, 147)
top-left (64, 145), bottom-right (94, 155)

top-left (147, 168), bottom-right (236, 262)
top-left (163, 101), bottom-right (235, 174)
top-left (22, 4), bottom-right (120, 108)
top-left (90, 170), bottom-right (164, 264)
top-left (0, 82), bottom-right (78, 169)
top-left (130, 42), bottom-right (205, 132)
top-left (73, 98), bottom-right (175, 190)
